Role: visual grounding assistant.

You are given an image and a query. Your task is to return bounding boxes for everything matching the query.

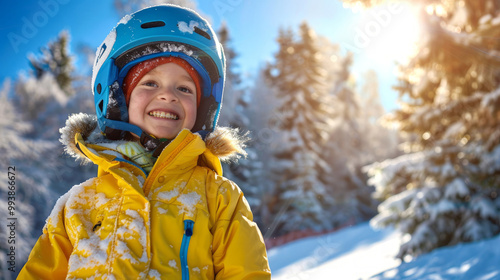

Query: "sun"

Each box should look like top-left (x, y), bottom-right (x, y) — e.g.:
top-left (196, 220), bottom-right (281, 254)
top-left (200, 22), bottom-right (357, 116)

top-left (361, 2), bottom-right (422, 65)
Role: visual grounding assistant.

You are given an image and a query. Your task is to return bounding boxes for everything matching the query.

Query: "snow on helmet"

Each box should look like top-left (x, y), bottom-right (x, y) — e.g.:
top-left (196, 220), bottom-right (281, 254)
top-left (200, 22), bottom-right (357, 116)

top-left (92, 4), bottom-right (225, 150)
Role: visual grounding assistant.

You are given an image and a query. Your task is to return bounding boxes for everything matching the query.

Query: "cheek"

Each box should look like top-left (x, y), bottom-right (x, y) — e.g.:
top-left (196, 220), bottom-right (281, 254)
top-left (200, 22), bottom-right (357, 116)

top-left (128, 94), bottom-right (146, 121)
top-left (185, 97), bottom-right (197, 127)
top-left (128, 104), bottom-right (136, 120)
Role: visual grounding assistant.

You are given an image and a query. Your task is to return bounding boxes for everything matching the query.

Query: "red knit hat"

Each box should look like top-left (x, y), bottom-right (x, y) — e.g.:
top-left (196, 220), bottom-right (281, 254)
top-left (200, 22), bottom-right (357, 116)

top-left (122, 56), bottom-right (202, 106)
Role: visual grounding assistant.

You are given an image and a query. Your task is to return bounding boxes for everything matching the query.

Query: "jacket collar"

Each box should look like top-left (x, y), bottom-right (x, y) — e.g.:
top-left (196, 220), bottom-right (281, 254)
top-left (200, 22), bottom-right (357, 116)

top-left (59, 113), bottom-right (247, 176)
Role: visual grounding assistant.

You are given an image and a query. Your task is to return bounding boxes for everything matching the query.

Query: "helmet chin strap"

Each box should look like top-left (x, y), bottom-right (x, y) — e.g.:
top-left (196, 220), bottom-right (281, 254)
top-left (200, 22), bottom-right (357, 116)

top-left (147, 129), bottom-right (212, 157)
top-left (151, 138), bottom-right (172, 157)
top-left (139, 131), bottom-right (164, 152)
top-left (101, 118), bottom-right (163, 151)
top-left (101, 118), bottom-right (212, 158)
top-left (146, 129), bottom-right (212, 157)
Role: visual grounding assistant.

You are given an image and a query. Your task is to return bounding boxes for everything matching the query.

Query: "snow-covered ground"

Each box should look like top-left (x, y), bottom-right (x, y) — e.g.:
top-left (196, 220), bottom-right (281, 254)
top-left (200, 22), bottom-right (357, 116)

top-left (268, 222), bottom-right (500, 280)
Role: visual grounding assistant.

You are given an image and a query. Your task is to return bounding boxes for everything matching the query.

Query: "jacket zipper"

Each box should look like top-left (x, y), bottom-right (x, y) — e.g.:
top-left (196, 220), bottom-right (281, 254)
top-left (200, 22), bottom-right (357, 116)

top-left (143, 133), bottom-right (196, 197)
top-left (180, 220), bottom-right (194, 280)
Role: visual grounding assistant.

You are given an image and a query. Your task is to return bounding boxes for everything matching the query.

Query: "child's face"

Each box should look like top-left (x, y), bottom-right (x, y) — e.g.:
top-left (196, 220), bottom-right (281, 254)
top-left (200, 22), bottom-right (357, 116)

top-left (128, 63), bottom-right (197, 139)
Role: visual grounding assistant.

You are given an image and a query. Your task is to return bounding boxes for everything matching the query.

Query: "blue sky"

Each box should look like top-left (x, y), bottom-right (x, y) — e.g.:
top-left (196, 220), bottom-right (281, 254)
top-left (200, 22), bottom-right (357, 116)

top-left (1, 0), bottom-right (421, 112)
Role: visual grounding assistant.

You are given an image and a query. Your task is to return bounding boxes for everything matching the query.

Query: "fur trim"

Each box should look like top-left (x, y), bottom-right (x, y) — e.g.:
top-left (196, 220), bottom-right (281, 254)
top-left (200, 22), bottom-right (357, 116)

top-left (59, 113), bottom-right (100, 164)
top-left (59, 113), bottom-right (248, 164)
top-left (206, 127), bottom-right (248, 162)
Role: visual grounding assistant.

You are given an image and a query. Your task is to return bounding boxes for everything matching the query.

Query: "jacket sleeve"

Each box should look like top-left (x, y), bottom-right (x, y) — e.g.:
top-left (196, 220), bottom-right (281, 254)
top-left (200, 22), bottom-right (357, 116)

top-left (211, 180), bottom-right (271, 280)
top-left (18, 196), bottom-right (73, 279)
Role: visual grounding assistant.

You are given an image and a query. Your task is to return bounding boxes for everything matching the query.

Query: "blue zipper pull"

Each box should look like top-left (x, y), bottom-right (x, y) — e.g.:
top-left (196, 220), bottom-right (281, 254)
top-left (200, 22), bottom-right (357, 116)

top-left (185, 220), bottom-right (193, 237)
top-left (181, 220), bottom-right (194, 280)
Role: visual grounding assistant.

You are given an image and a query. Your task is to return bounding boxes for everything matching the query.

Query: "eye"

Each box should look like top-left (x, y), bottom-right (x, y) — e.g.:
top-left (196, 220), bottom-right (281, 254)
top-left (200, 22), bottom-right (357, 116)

top-left (177, 86), bottom-right (194, 94)
top-left (142, 81), bottom-right (158, 88)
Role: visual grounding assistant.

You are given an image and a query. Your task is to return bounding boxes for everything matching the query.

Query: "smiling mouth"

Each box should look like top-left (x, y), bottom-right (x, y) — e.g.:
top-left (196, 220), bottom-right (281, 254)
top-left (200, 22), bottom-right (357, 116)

top-left (148, 111), bottom-right (179, 120)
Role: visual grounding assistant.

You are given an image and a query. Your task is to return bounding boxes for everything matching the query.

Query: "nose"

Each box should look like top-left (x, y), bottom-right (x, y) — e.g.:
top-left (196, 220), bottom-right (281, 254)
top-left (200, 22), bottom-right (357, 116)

top-left (157, 86), bottom-right (178, 102)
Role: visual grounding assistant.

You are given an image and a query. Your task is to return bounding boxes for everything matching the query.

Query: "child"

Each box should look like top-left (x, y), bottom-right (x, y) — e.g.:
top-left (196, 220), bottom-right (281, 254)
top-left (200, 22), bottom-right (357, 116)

top-left (19, 4), bottom-right (271, 279)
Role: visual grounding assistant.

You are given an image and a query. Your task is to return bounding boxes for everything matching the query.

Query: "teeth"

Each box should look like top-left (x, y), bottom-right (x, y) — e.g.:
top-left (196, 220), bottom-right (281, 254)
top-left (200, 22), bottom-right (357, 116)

top-left (149, 111), bottom-right (179, 120)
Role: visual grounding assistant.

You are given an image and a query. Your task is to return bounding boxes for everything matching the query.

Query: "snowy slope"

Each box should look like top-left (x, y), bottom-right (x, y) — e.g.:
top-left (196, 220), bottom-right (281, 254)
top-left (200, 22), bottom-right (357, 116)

top-left (268, 222), bottom-right (500, 280)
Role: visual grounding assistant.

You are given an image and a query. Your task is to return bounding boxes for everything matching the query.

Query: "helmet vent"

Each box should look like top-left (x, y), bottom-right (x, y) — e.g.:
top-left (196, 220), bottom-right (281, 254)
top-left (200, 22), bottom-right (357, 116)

top-left (194, 27), bottom-right (211, 40)
top-left (141, 21), bottom-right (165, 29)
top-left (98, 100), bottom-right (104, 113)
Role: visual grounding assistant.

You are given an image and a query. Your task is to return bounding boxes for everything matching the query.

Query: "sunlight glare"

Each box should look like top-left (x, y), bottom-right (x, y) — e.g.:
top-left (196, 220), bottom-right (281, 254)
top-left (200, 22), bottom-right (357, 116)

top-left (363, 3), bottom-right (422, 65)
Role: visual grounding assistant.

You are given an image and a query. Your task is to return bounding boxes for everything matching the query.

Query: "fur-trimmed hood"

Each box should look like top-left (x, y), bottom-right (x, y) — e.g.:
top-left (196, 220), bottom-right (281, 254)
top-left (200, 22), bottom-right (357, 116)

top-left (59, 113), bottom-right (247, 165)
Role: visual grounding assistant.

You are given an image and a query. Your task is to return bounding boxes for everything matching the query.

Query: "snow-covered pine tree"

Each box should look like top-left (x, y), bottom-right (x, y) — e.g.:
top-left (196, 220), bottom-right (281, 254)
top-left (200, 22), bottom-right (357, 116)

top-left (14, 31), bottom-right (96, 231)
top-left (15, 31), bottom-right (93, 191)
top-left (246, 69), bottom-right (281, 231)
top-left (314, 36), bottom-right (399, 229)
top-left (0, 80), bottom-right (54, 279)
top-left (325, 52), bottom-right (363, 168)
top-left (264, 22), bottom-right (335, 236)
top-left (13, 32), bottom-right (76, 224)
top-left (358, 70), bottom-right (400, 162)
top-left (8, 30), bottom-right (97, 277)
top-left (28, 30), bottom-right (74, 96)
top-left (15, 31), bottom-right (72, 126)
top-left (216, 23), bottom-right (266, 225)
top-left (217, 22), bottom-right (245, 128)
top-left (319, 49), bottom-right (378, 227)
top-left (346, 0), bottom-right (500, 260)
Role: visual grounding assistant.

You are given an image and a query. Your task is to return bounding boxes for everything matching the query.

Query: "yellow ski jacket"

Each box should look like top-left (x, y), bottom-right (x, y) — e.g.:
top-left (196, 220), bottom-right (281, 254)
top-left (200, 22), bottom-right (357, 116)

top-left (19, 113), bottom-right (271, 279)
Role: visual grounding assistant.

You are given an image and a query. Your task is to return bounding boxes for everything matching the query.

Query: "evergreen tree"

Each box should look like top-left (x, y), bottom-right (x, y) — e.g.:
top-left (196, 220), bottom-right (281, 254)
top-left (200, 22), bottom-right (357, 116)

top-left (13, 31), bottom-right (77, 225)
top-left (218, 22), bottom-right (242, 89)
top-left (8, 30), bottom-right (97, 277)
top-left (216, 23), bottom-right (266, 225)
top-left (318, 39), bottom-right (398, 228)
top-left (264, 23), bottom-right (335, 236)
top-left (28, 30), bottom-right (74, 96)
top-left (217, 22), bottom-right (245, 129)
top-left (0, 80), bottom-right (54, 279)
top-left (17, 31), bottom-right (73, 124)
top-left (15, 29), bottom-right (97, 226)
top-left (246, 70), bottom-right (281, 232)
top-left (322, 51), bottom-right (376, 226)
top-left (358, 70), bottom-right (399, 162)
top-left (347, 0), bottom-right (500, 260)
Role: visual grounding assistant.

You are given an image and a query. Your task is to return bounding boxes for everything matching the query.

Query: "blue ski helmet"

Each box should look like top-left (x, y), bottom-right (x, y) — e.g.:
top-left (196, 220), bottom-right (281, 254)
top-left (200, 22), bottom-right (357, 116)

top-left (92, 4), bottom-right (225, 150)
